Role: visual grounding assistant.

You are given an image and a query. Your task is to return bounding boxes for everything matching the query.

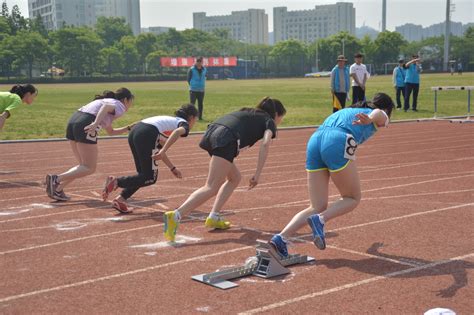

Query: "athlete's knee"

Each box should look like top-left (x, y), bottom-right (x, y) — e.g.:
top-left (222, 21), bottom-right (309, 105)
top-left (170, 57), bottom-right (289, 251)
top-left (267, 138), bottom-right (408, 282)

top-left (228, 171), bottom-right (241, 186)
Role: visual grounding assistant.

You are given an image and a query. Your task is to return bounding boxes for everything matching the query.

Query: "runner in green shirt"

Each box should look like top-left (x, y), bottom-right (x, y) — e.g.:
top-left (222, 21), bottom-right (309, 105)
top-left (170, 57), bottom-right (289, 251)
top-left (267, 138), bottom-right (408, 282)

top-left (0, 84), bottom-right (38, 131)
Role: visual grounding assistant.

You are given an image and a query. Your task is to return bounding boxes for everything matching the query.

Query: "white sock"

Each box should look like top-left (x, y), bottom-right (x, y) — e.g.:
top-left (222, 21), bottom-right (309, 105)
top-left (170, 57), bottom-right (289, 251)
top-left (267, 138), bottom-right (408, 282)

top-left (208, 212), bottom-right (220, 220)
top-left (318, 215), bottom-right (325, 225)
top-left (174, 210), bottom-right (181, 222)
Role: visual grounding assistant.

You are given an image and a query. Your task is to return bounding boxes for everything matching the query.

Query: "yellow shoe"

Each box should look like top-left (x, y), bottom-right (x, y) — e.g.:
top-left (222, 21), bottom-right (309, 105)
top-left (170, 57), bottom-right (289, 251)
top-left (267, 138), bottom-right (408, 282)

top-left (205, 216), bottom-right (231, 230)
top-left (163, 211), bottom-right (179, 242)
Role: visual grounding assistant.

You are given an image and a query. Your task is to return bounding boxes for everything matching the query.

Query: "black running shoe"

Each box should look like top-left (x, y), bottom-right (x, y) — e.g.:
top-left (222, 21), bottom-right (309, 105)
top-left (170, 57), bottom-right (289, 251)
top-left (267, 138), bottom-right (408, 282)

top-left (52, 190), bottom-right (70, 201)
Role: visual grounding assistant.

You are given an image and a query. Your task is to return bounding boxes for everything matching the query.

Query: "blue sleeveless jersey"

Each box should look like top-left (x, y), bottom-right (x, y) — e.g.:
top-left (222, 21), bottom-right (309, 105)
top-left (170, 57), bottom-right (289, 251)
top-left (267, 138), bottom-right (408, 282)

top-left (319, 107), bottom-right (377, 144)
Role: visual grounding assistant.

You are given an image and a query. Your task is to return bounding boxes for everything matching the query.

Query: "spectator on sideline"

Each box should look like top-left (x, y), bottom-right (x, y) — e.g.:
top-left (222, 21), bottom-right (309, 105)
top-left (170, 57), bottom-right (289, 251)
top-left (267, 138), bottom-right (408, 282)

top-left (187, 57), bottom-right (207, 120)
top-left (330, 55), bottom-right (350, 113)
top-left (457, 61), bottom-right (463, 75)
top-left (350, 53), bottom-right (369, 104)
top-left (403, 55), bottom-right (421, 112)
top-left (393, 59), bottom-right (406, 110)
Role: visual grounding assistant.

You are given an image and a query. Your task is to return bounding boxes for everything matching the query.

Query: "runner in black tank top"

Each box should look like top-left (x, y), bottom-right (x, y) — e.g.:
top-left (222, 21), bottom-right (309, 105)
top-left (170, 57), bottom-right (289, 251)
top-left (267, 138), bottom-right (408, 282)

top-left (157, 97), bottom-right (287, 242)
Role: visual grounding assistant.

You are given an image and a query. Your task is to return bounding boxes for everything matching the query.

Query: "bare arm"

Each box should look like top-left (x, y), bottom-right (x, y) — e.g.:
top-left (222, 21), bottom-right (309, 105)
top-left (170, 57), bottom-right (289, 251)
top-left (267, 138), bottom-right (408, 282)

top-left (83, 103), bottom-right (115, 133)
top-left (159, 152), bottom-right (182, 179)
top-left (0, 112), bottom-right (9, 131)
top-left (353, 109), bottom-right (389, 128)
top-left (249, 129), bottom-right (273, 189)
top-left (404, 58), bottom-right (420, 67)
top-left (151, 127), bottom-right (187, 161)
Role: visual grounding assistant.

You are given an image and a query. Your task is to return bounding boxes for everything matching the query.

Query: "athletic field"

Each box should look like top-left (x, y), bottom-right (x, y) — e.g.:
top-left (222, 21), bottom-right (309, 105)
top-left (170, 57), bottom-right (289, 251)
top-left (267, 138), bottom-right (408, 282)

top-left (0, 121), bottom-right (473, 313)
top-left (0, 73), bottom-right (472, 140)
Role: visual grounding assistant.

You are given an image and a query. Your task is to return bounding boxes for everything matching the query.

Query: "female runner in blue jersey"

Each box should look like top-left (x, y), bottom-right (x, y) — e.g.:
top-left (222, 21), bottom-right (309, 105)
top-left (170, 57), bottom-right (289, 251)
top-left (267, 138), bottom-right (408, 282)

top-left (270, 93), bottom-right (394, 257)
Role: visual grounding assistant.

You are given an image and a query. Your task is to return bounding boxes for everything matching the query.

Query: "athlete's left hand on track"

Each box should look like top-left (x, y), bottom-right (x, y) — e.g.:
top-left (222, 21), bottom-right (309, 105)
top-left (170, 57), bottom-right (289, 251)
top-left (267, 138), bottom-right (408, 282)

top-left (248, 176), bottom-right (258, 190)
top-left (171, 168), bottom-right (182, 179)
top-left (353, 113), bottom-right (372, 125)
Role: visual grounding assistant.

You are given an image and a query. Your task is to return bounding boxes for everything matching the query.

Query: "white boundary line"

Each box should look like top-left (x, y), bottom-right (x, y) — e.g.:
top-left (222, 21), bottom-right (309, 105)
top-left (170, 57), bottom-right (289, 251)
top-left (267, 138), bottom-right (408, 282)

top-left (0, 246), bottom-right (252, 303)
top-left (238, 252), bottom-right (474, 315)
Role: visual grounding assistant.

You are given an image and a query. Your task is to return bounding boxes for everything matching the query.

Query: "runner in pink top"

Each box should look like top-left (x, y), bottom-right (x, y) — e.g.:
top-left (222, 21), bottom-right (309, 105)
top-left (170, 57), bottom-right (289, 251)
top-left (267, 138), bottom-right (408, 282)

top-left (45, 88), bottom-right (134, 201)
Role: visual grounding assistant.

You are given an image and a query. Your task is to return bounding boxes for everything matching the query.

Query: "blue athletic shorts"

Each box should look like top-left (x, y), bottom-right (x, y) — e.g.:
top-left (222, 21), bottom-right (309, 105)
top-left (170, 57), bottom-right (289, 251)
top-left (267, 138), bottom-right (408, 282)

top-left (305, 128), bottom-right (358, 172)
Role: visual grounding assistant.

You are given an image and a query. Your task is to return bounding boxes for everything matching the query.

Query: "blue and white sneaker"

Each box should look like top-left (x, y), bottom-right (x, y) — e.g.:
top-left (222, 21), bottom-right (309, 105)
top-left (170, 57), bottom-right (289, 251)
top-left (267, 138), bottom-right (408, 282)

top-left (307, 214), bottom-right (326, 250)
top-left (269, 234), bottom-right (289, 258)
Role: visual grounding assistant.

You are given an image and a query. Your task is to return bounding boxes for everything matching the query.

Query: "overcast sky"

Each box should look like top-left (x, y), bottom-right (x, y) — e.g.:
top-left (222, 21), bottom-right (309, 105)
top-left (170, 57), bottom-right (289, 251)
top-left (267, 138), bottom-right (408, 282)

top-left (3, 0), bottom-right (473, 32)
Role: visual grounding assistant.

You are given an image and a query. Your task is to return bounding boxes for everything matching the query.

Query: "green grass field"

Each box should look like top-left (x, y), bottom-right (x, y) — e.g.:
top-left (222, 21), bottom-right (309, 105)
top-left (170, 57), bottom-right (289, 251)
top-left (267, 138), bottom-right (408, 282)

top-left (1, 73), bottom-right (472, 140)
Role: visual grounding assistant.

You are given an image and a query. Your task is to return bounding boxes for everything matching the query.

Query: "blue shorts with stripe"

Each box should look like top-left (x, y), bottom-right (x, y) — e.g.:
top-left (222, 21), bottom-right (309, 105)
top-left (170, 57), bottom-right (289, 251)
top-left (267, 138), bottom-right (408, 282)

top-left (305, 128), bottom-right (357, 173)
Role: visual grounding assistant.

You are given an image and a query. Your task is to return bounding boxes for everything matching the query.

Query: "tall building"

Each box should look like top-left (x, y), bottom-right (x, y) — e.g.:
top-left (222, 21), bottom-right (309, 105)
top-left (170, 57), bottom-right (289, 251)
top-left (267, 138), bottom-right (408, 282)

top-left (95, 0), bottom-right (141, 35)
top-left (193, 9), bottom-right (268, 44)
top-left (28, 0), bottom-right (95, 30)
top-left (27, 0), bottom-right (140, 35)
top-left (273, 3), bottom-right (355, 44)
top-left (395, 23), bottom-right (423, 42)
top-left (141, 26), bottom-right (174, 36)
top-left (395, 21), bottom-right (469, 42)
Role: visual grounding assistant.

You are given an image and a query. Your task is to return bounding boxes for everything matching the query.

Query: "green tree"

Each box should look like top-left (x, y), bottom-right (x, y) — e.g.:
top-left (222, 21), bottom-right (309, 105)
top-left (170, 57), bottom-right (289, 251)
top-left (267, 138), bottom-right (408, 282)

top-left (7, 31), bottom-right (49, 78)
top-left (29, 14), bottom-right (48, 38)
top-left (269, 39), bottom-right (308, 76)
top-left (52, 27), bottom-right (103, 76)
top-left (0, 16), bottom-right (11, 40)
top-left (136, 32), bottom-right (157, 74)
top-left (99, 46), bottom-right (124, 75)
top-left (95, 16), bottom-right (132, 47)
top-left (0, 41), bottom-right (16, 78)
top-left (373, 31), bottom-right (407, 67)
top-left (117, 36), bottom-right (139, 76)
top-left (317, 32), bottom-right (361, 70)
top-left (9, 5), bottom-right (27, 34)
top-left (146, 50), bottom-right (166, 74)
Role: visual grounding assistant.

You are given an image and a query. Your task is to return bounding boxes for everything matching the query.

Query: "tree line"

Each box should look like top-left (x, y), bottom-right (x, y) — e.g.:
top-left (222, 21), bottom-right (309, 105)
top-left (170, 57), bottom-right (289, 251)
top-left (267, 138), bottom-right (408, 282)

top-left (0, 3), bottom-right (472, 80)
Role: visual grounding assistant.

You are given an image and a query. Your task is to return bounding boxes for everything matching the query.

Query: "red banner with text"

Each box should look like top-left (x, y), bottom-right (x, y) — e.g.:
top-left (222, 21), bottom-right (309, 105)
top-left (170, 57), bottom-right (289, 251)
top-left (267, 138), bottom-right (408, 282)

top-left (160, 57), bottom-right (237, 67)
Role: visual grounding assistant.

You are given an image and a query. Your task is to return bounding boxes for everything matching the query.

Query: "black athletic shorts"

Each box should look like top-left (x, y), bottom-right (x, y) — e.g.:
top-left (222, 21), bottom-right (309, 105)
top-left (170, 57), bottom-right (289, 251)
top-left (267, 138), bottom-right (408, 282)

top-left (66, 111), bottom-right (98, 144)
top-left (199, 124), bottom-right (239, 163)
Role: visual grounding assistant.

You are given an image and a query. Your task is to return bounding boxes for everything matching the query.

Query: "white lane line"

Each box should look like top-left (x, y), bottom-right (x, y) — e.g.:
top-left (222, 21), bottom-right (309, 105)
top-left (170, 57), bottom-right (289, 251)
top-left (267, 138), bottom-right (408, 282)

top-left (238, 252), bottom-right (474, 315)
top-left (330, 202), bottom-right (474, 233)
top-left (0, 246), bottom-right (252, 304)
top-left (2, 198), bottom-right (472, 256)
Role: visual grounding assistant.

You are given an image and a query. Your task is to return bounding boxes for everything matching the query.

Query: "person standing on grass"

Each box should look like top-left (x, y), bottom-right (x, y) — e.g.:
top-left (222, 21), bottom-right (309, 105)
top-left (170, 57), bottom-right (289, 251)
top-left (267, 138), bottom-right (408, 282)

top-left (457, 61), bottom-right (463, 75)
top-left (158, 97), bottom-right (286, 242)
top-left (350, 53), bottom-right (369, 104)
top-left (403, 55), bottom-right (421, 112)
top-left (188, 57), bottom-right (207, 120)
top-left (102, 104), bottom-right (199, 214)
top-left (0, 84), bottom-right (38, 131)
top-left (393, 59), bottom-right (406, 110)
top-left (269, 93), bottom-right (394, 258)
top-left (330, 55), bottom-right (350, 113)
top-left (45, 88), bottom-right (134, 201)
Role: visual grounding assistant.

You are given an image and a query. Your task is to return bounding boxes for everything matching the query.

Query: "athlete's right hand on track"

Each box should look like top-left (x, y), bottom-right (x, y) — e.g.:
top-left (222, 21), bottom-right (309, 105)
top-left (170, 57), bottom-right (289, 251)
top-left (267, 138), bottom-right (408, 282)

top-left (171, 168), bottom-right (182, 179)
top-left (248, 176), bottom-right (258, 190)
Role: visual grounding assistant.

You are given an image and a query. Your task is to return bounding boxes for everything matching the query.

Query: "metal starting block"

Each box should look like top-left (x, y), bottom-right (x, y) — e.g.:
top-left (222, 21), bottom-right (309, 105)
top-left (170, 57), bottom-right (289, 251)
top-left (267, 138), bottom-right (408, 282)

top-left (191, 239), bottom-right (315, 289)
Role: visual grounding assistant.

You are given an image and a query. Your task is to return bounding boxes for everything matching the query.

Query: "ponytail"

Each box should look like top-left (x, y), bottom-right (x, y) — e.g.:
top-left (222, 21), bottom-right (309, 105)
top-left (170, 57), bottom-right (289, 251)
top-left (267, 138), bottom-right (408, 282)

top-left (10, 84), bottom-right (38, 99)
top-left (94, 90), bottom-right (116, 100)
top-left (350, 93), bottom-right (394, 118)
top-left (93, 87), bottom-right (134, 102)
top-left (241, 96), bottom-right (286, 119)
top-left (175, 104), bottom-right (199, 121)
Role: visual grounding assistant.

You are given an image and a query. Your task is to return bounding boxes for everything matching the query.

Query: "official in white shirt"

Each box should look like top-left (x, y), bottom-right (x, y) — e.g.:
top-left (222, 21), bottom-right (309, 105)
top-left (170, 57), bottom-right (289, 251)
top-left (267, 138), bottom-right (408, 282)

top-left (349, 53), bottom-right (369, 104)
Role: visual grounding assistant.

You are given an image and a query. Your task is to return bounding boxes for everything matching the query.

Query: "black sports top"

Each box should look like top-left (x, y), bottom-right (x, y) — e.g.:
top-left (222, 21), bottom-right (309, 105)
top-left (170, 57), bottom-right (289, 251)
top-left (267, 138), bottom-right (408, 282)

top-left (213, 110), bottom-right (277, 149)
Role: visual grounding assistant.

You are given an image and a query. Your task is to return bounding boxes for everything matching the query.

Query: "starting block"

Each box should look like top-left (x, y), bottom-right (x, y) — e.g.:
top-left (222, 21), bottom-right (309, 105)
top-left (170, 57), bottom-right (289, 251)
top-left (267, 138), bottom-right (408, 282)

top-left (192, 240), bottom-right (315, 289)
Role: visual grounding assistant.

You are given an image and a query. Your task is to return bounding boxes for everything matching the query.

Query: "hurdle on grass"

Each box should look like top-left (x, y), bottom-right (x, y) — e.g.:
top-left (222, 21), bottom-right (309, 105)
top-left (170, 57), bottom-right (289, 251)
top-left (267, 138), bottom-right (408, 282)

top-left (431, 86), bottom-right (473, 123)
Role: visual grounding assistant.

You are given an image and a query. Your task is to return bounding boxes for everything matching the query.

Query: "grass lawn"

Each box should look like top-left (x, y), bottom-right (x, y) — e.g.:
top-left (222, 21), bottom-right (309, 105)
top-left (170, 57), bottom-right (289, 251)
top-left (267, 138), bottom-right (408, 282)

top-left (1, 72), bottom-right (472, 140)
